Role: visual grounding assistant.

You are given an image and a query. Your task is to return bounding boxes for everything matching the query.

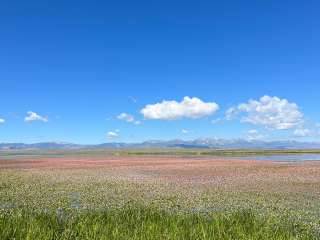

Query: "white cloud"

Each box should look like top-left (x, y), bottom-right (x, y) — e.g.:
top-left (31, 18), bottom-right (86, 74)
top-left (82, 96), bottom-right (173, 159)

top-left (0, 118), bottom-right (5, 124)
top-left (246, 129), bottom-right (265, 141)
top-left (226, 96), bottom-right (304, 130)
top-left (117, 113), bottom-right (141, 125)
top-left (107, 131), bottom-right (119, 139)
top-left (117, 113), bottom-right (135, 122)
top-left (248, 129), bottom-right (258, 135)
top-left (141, 96), bottom-right (219, 120)
top-left (294, 128), bottom-right (312, 137)
top-left (211, 118), bottom-right (221, 124)
top-left (181, 129), bottom-right (189, 134)
top-left (225, 107), bottom-right (237, 120)
top-left (24, 111), bottom-right (48, 122)
top-left (134, 120), bottom-right (141, 125)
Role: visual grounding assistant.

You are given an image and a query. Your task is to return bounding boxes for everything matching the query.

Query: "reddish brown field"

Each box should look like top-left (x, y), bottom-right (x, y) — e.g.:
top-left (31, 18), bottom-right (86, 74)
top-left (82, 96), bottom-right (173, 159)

top-left (1, 156), bottom-right (320, 186)
top-left (0, 156), bottom-right (266, 170)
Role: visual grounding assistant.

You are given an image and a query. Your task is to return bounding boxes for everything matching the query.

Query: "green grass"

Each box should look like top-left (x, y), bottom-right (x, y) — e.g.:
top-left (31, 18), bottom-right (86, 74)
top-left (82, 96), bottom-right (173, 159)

top-left (0, 205), bottom-right (317, 240)
top-left (1, 148), bottom-right (320, 159)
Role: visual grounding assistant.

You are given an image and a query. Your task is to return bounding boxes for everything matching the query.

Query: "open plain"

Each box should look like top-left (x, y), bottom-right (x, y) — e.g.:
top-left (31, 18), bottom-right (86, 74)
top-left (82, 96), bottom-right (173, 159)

top-left (1, 152), bottom-right (320, 239)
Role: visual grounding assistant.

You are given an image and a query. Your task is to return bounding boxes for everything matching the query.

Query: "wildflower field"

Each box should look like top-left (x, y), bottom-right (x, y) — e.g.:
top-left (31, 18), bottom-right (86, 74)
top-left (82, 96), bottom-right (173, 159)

top-left (0, 150), bottom-right (320, 239)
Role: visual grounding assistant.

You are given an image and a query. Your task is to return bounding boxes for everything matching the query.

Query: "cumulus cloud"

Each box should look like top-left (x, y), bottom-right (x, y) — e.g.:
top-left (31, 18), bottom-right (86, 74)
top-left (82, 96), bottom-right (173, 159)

top-left (226, 96), bottom-right (304, 130)
top-left (248, 129), bottom-right (258, 134)
top-left (117, 113), bottom-right (141, 125)
top-left (225, 107), bottom-right (238, 120)
top-left (117, 113), bottom-right (135, 122)
top-left (141, 97), bottom-right (219, 120)
top-left (107, 131), bottom-right (119, 139)
top-left (0, 118), bottom-right (5, 124)
top-left (294, 128), bottom-right (312, 137)
top-left (24, 111), bottom-right (48, 122)
top-left (293, 126), bottom-right (320, 138)
top-left (211, 118), bottom-right (221, 124)
top-left (134, 120), bottom-right (141, 125)
top-left (246, 129), bottom-right (265, 140)
top-left (181, 129), bottom-right (189, 134)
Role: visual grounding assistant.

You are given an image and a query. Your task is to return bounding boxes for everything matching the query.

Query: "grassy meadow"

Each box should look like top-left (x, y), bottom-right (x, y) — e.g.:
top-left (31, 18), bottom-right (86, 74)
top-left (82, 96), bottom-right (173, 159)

top-left (0, 149), bottom-right (320, 239)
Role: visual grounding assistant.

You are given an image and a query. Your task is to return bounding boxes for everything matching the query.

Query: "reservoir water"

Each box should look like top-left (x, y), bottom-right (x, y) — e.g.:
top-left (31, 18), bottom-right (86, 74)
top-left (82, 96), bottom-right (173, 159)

top-left (240, 154), bottom-right (320, 161)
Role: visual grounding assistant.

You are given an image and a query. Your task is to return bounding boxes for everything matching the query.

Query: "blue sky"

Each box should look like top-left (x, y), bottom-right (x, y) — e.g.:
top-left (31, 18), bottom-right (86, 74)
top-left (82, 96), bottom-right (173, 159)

top-left (0, 0), bottom-right (319, 144)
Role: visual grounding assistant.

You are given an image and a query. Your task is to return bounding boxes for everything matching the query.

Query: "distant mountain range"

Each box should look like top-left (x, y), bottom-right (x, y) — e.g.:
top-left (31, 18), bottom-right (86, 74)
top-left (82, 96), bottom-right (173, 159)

top-left (1, 139), bottom-right (320, 150)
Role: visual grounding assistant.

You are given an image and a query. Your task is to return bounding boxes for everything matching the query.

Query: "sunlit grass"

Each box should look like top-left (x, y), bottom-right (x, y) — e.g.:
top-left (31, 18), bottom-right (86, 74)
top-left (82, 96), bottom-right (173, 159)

top-left (0, 206), bottom-right (317, 240)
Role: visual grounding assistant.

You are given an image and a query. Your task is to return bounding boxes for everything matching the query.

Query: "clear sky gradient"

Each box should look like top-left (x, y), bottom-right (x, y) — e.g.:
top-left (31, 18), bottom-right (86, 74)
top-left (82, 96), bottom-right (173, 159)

top-left (1, 0), bottom-right (319, 143)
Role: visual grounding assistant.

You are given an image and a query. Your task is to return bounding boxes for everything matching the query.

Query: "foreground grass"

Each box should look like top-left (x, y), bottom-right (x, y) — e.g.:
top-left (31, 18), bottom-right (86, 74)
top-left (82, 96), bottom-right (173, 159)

top-left (0, 206), bottom-right (317, 240)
